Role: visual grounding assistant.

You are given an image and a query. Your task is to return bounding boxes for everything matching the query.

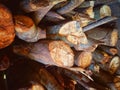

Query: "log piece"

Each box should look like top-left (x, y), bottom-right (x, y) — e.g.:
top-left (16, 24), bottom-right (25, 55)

top-left (45, 11), bottom-right (65, 22)
top-left (72, 13), bottom-right (94, 27)
top-left (0, 4), bottom-right (15, 49)
top-left (74, 37), bottom-right (103, 52)
top-left (78, 0), bottom-right (95, 8)
top-left (74, 51), bottom-right (92, 68)
top-left (14, 15), bottom-right (46, 42)
top-left (20, 0), bottom-right (66, 12)
top-left (83, 16), bottom-right (117, 32)
top-left (47, 21), bottom-right (88, 45)
top-left (93, 49), bottom-right (120, 74)
top-left (21, 0), bottom-right (66, 24)
top-left (13, 40), bottom-right (74, 67)
top-left (93, 49), bottom-right (112, 64)
top-left (94, 5), bottom-right (111, 19)
top-left (57, 0), bottom-right (85, 15)
top-left (98, 45), bottom-right (118, 56)
top-left (86, 27), bottom-right (118, 46)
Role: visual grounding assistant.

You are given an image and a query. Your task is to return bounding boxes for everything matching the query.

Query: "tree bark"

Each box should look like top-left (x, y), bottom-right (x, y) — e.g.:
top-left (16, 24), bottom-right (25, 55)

top-left (13, 40), bottom-right (74, 67)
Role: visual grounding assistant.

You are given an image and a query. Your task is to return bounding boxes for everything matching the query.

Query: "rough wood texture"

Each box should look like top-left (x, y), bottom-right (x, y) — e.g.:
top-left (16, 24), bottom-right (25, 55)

top-left (93, 49), bottom-right (120, 74)
top-left (86, 27), bottom-right (118, 46)
top-left (72, 13), bottom-right (94, 27)
top-left (14, 15), bottom-right (46, 42)
top-left (21, 0), bottom-right (66, 24)
top-left (83, 16), bottom-right (117, 32)
top-left (33, 5), bottom-right (54, 24)
top-left (47, 21), bottom-right (88, 45)
top-left (45, 11), bottom-right (65, 22)
top-left (93, 49), bottom-right (112, 64)
top-left (20, 0), bottom-right (49, 12)
top-left (98, 45), bottom-right (118, 56)
top-left (57, 0), bottom-right (84, 14)
top-left (0, 4), bottom-right (15, 49)
top-left (13, 40), bottom-right (74, 67)
top-left (74, 38), bottom-right (102, 52)
top-left (74, 51), bottom-right (92, 68)
top-left (94, 5), bottom-right (111, 19)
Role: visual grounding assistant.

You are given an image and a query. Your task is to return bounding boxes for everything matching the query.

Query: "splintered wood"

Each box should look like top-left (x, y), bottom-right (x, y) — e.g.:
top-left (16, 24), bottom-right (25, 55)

top-left (0, 0), bottom-right (120, 90)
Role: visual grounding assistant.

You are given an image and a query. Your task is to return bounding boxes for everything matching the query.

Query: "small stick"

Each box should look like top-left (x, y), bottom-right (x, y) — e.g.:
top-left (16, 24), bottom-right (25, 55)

top-left (57, 0), bottom-right (85, 14)
top-left (83, 16), bottom-right (117, 32)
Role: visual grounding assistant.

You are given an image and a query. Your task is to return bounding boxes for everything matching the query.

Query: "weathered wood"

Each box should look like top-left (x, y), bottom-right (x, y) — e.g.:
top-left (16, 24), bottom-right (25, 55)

top-left (47, 21), bottom-right (88, 45)
top-left (93, 49), bottom-right (112, 64)
top-left (84, 6), bottom-right (94, 18)
top-left (94, 0), bottom-right (118, 6)
top-left (57, 0), bottom-right (84, 14)
top-left (86, 27), bottom-right (118, 46)
top-left (78, 0), bottom-right (95, 8)
top-left (14, 15), bottom-right (46, 42)
top-left (57, 67), bottom-right (95, 90)
top-left (20, 0), bottom-right (66, 12)
top-left (13, 40), bottom-right (74, 67)
top-left (109, 56), bottom-right (120, 74)
top-left (0, 4), bottom-right (15, 49)
top-left (21, 0), bottom-right (66, 24)
top-left (45, 11), bottom-right (65, 22)
top-left (83, 16), bottom-right (117, 32)
top-left (98, 45), bottom-right (118, 56)
top-left (33, 5), bottom-right (54, 24)
top-left (94, 5), bottom-right (111, 19)
top-left (74, 37), bottom-right (102, 52)
top-left (72, 13), bottom-right (94, 27)
top-left (93, 49), bottom-right (120, 74)
top-left (74, 51), bottom-right (92, 68)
